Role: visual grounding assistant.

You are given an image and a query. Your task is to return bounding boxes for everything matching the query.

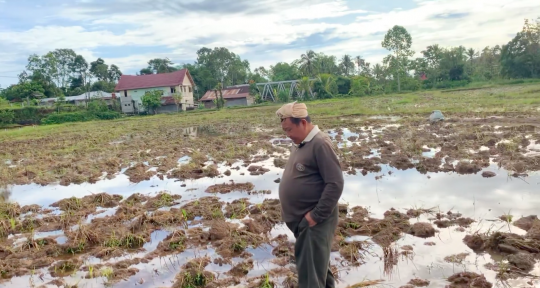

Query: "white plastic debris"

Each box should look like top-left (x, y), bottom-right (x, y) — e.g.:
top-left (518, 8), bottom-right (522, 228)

top-left (429, 110), bottom-right (444, 123)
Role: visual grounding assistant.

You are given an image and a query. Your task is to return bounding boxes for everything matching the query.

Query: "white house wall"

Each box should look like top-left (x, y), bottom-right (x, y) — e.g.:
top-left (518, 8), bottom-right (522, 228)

top-left (181, 76), bottom-right (195, 108)
top-left (122, 82), bottom-right (194, 113)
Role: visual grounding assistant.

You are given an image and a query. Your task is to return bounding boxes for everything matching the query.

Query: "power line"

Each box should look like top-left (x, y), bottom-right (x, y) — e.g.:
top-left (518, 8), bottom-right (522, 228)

top-left (0, 75), bottom-right (18, 78)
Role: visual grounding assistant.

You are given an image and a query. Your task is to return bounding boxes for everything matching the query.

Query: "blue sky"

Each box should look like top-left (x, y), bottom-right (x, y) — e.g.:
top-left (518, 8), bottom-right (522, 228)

top-left (0, 0), bottom-right (537, 88)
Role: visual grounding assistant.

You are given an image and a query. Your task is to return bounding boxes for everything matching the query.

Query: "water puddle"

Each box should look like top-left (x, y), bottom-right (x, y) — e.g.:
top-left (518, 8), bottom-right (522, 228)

top-left (2, 123), bottom-right (540, 287)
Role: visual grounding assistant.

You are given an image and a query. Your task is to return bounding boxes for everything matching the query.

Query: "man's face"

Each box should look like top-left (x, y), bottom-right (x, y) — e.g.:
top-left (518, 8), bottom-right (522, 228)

top-left (281, 118), bottom-right (306, 144)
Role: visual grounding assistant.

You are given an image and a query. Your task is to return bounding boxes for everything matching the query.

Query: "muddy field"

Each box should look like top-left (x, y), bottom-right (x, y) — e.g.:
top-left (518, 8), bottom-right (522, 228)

top-left (1, 109), bottom-right (540, 287)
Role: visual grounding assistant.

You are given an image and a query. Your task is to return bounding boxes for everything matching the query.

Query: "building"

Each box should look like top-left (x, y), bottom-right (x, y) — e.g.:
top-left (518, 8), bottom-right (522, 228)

top-left (199, 84), bottom-right (254, 109)
top-left (39, 91), bottom-right (116, 106)
top-left (114, 69), bottom-right (195, 114)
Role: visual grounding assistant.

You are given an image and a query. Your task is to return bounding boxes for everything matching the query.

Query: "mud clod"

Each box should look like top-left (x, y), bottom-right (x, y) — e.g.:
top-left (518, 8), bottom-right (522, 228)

top-left (247, 165), bottom-right (270, 175)
top-left (446, 272), bottom-right (492, 288)
top-left (455, 161), bottom-right (482, 174)
top-left (508, 253), bottom-right (535, 272)
top-left (514, 215), bottom-right (539, 231)
top-left (408, 278), bottom-right (430, 287)
top-left (206, 182), bottom-right (255, 194)
top-left (409, 222), bottom-right (436, 238)
top-left (481, 171), bottom-right (496, 178)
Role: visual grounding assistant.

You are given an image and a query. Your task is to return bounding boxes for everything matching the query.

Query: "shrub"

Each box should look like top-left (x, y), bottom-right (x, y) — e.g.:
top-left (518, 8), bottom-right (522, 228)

top-left (41, 111), bottom-right (121, 125)
top-left (0, 110), bottom-right (15, 125)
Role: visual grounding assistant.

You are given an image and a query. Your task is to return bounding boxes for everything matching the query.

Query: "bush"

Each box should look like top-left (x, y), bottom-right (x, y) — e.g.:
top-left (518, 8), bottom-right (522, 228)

top-left (41, 111), bottom-right (121, 125)
top-left (336, 76), bottom-right (351, 94)
top-left (94, 111), bottom-right (122, 120)
top-left (349, 76), bottom-right (370, 96)
top-left (422, 79), bottom-right (471, 90)
top-left (0, 110), bottom-right (15, 125)
top-left (12, 107), bottom-right (56, 125)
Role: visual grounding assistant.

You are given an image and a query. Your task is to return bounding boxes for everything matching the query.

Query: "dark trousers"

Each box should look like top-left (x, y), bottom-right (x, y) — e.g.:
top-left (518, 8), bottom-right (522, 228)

top-left (286, 207), bottom-right (338, 288)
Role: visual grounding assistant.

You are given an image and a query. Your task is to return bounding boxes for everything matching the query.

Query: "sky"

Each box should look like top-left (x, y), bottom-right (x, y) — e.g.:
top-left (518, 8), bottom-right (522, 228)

top-left (0, 0), bottom-right (538, 88)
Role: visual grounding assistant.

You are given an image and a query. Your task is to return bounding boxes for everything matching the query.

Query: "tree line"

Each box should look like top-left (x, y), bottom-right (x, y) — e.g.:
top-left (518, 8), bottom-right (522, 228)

top-left (1, 17), bottom-right (538, 105)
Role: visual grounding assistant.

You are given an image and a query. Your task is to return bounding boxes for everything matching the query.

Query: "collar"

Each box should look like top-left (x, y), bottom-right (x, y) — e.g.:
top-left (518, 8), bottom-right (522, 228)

top-left (294, 125), bottom-right (319, 148)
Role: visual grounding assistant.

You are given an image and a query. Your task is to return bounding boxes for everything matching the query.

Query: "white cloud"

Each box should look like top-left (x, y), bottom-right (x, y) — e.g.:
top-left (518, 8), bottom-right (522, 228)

top-left (0, 0), bottom-right (538, 87)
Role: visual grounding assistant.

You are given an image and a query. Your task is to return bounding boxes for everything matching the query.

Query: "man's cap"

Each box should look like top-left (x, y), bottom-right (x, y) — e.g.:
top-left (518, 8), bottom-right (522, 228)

top-left (276, 101), bottom-right (308, 120)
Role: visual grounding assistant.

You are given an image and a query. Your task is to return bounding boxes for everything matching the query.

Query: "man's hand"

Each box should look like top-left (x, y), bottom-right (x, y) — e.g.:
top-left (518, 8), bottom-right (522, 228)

top-left (305, 211), bottom-right (317, 227)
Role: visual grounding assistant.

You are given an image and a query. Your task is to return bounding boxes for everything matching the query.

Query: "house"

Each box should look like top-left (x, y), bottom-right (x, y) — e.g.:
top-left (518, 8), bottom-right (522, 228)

top-left (39, 91), bottom-right (117, 106)
top-left (199, 84), bottom-right (254, 109)
top-left (114, 69), bottom-right (195, 114)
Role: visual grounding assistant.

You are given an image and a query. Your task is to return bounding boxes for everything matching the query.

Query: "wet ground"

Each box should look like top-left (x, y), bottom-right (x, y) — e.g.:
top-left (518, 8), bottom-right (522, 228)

top-left (1, 115), bottom-right (540, 288)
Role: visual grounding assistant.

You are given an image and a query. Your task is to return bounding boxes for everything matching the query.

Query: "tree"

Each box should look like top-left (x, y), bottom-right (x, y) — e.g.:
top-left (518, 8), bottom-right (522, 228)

top-left (314, 74), bottom-right (338, 99)
top-left (51, 49), bottom-right (77, 90)
top-left (270, 62), bottom-right (300, 81)
top-left (1, 82), bottom-right (45, 102)
top-left (90, 58), bottom-right (109, 81)
top-left (139, 68), bottom-right (153, 75)
top-left (382, 25), bottom-right (415, 92)
top-left (108, 64), bottom-right (123, 81)
top-left (213, 83), bottom-right (225, 109)
top-left (466, 48), bottom-right (478, 65)
top-left (142, 58), bottom-right (177, 74)
top-left (55, 95), bottom-right (66, 113)
top-left (314, 53), bottom-right (339, 75)
top-left (297, 77), bottom-right (313, 100)
top-left (296, 50), bottom-right (318, 77)
top-left (500, 18), bottom-right (540, 78)
top-left (172, 92), bottom-right (183, 112)
top-left (196, 47), bottom-right (250, 87)
top-left (350, 76), bottom-right (370, 96)
top-left (339, 54), bottom-right (355, 76)
top-left (0, 110), bottom-right (15, 125)
top-left (141, 90), bottom-right (163, 114)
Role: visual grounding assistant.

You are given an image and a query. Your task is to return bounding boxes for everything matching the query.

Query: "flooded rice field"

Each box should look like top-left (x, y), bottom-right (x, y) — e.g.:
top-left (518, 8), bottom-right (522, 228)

top-left (1, 115), bottom-right (540, 288)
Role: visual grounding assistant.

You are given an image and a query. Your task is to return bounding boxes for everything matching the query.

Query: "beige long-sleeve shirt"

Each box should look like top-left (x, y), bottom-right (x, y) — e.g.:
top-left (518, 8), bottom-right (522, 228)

top-left (278, 126), bottom-right (344, 224)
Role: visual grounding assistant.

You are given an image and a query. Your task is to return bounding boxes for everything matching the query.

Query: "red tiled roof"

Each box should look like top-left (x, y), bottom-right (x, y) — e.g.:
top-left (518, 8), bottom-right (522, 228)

top-left (114, 69), bottom-right (194, 91)
top-left (200, 85), bottom-right (251, 101)
top-left (161, 96), bottom-right (179, 106)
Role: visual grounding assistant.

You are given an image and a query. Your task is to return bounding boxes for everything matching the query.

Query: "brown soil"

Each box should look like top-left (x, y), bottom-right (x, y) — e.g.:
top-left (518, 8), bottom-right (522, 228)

top-left (337, 208), bottom-right (409, 247)
top-left (144, 191), bottom-right (181, 210)
top-left (464, 231), bottom-right (540, 256)
top-left (338, 241), bottom-right (372, 266)
top-left (446, 272), bottom-right (492, 288)
top-left (247, 165), bottom-right (270, 175)
top-left (226, 259), bottom-right (254, 277)
top-left (408, 278), bottom-right (430, 287)
top-left (172, 257), bottom-right (215, 288)
top-left (481, 171), bottom-right (496, 178)
top-left (124, 163), bottom-right (156, 183)
top-left (513, 215), bottom-right (539, 231)
top-left (225, 198), bottom-right (251, 219)
top-left (409, 222), bottom-right (436, 238)
top-left (205, 182), bottom-right (255, 194)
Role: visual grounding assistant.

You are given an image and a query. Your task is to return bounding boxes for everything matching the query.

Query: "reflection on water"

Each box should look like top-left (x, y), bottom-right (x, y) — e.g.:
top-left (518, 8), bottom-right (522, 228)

top-left (4, 152), bottom-right (540, 287)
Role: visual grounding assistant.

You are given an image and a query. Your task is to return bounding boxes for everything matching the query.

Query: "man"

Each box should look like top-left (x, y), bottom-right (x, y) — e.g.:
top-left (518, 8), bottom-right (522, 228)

top-left (276, 101), bottom-right (344, 288)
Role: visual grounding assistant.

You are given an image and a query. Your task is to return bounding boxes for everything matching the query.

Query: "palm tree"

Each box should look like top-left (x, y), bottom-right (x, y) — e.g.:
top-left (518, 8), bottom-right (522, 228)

top-left (317, 74), bottom-right (338, 99)
top-left (466, 48), bottom-right (478, 65)
top-left (339, 54), bottom-right (355, 76)
top-left (355, 56), bottom-right (365, 75)
top-left (298, 50), bottom-right (317, 77)
top-left (297, 77), bottom-right (313, 99)
top-left (372, 64), bottom-right (385, 81)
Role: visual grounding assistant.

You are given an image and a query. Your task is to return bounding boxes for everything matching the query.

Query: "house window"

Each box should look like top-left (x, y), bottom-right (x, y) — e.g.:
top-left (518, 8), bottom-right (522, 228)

top-left (124, 91), bottom-right (127, 97)
top-left (189, 87), bottom-right (192, 92)
top-left (171, 87), bottom-right (176, 93)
